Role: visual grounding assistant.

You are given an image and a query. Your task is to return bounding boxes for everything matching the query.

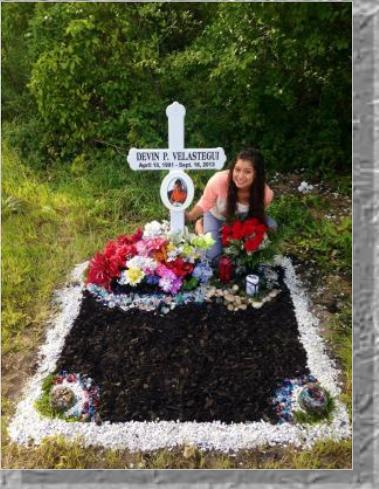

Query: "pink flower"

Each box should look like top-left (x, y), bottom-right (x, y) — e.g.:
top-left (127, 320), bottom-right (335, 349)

top-left (135, 240), bottom-right (149, 256)
top-left (145, 237), bottom-right (167, 253)
top-left (156, 264), bottom-right (176, 280)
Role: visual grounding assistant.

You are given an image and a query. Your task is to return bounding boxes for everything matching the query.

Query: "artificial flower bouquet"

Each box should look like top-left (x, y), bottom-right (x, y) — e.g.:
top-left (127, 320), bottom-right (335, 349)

top-left (86, 221), bottom-right (215, 295)
top-left (220, 216), bottom-right (272, 276)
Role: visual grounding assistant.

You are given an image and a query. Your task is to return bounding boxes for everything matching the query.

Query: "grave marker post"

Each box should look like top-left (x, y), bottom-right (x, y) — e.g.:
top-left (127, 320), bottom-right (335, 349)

top-left (127, 102), bottom-right (226, 232)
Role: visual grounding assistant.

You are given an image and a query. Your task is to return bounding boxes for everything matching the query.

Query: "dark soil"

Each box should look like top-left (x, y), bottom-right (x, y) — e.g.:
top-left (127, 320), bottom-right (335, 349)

top-left (56, 270), bottom-right (309, 424)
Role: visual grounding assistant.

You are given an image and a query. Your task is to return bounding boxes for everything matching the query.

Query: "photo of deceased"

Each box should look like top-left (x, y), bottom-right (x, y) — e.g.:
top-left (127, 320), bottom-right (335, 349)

top-left (168, 178), bottom-right (188, 206)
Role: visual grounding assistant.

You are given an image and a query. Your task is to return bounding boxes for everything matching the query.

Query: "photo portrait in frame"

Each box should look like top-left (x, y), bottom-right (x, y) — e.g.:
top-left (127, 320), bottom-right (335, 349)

top-left (160, 171), bottom-right (194, 211)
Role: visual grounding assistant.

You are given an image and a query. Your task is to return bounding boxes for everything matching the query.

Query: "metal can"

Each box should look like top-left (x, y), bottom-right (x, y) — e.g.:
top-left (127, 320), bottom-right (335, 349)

top-left (246, 274), bottom-right (259, 296)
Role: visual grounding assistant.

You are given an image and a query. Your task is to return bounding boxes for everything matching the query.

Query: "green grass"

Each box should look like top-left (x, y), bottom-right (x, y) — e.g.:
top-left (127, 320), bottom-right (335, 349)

top-left (324, 302), bottom-right (352, 419)
top-left (1, 139), bottom-right (352, 468)
top-left (1, 436), bottom-right (352, 469)
top-left (1, 142), bottom-right (162, 355)
top-left (271, 193), bottom-right (352, 275)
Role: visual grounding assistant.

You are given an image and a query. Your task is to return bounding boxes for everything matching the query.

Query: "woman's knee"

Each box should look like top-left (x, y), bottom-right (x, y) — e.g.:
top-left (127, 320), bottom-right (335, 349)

top-left (203, 212), bottom-right (223, 260)
top-left (266, 216), bottom-right (278, 231)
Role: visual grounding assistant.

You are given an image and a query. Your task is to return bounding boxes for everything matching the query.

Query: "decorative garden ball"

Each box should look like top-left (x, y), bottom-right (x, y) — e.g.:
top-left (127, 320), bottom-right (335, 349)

top-left (298, 383), bottom-right (328, 414)
top-left (50, 386), bottom-right (76, 412)
top-left (246, 274), bottom-right (259, 296)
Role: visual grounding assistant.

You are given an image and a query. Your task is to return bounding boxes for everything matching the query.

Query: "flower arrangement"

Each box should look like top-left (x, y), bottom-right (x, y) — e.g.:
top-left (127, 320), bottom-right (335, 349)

top-left (220, 217), bottom-right (271, 274)
top-left (86, 221), bottom-right (215, 295)
top-left (34, 371), bottom-right (101, 423)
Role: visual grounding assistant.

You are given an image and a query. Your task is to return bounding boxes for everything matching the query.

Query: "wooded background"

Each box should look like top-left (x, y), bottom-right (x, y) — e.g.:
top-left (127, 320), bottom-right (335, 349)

top-left (2, 2), bottom-right (351, 177)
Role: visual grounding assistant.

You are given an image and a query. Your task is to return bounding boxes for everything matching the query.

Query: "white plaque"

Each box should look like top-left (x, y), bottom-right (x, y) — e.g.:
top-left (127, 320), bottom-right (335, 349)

top-left (127, 148), bottom-right (226, 171)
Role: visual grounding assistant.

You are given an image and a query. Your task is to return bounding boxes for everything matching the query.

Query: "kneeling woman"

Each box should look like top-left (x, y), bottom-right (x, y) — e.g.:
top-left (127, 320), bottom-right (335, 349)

top-left (185, 147), bottom-right (276, 261)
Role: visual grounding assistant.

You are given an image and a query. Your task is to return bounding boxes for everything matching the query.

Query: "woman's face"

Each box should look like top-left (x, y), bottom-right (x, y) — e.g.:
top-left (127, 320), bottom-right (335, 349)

top-left (232, 159), bottom-right (255, 190)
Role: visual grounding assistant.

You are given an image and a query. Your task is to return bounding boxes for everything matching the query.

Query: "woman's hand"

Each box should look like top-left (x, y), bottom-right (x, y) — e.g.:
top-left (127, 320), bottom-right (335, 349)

top-left (185, 205), bottom-right (203, 222)
top-left (194, 218), bottom-right (204, 235)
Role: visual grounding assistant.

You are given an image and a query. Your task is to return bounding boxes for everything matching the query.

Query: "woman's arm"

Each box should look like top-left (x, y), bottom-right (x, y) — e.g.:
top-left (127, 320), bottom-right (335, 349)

top-left (186, 171), bottom-right (225, 222)
top-left (185, 205), bottom-right (204, 222)
top-left (264, 184), bottom-right (274, 208)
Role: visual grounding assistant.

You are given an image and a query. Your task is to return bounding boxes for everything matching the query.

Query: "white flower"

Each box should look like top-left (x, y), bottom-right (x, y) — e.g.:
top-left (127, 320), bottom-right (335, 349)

top-left (259, 234), bottom-right (271, 250)
top-left (126, 256), bottom-right (157, 272)
top-left (143, 221), bottom-right (164, 238)
top-left (298, 181), bottom-right (314, 193)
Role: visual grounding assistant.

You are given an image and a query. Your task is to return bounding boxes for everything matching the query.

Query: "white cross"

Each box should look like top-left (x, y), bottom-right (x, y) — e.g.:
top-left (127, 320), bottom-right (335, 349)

top-left (127, 102), bottom-right (226, 232)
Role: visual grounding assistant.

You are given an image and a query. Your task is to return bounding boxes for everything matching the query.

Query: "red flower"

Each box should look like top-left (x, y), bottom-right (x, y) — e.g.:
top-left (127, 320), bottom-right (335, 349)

top-left (86, 252), bottom-right (112, 289)
top-left (231, 220), bottom-right (245, 240)
top-left (244, 234), bottom-right (264, 252)
top-left (242, 218), bottom-right (268, 238)
top-left (109, 243), bottom-right (136, 270)
top-left (221, 224), bottom-right (233, 246)
top-left (107, 255), bottom-right (123, 278)
top-left (103, 240), bottom-right (118, 259)
top-left (221, 217), bottom-right (268, 255)
top-left (165, 258), bottom-right (194, 277)
top-left (115, 228), bottom-right (143, 246)
top-left (102, 238), bottom-right (137, 275)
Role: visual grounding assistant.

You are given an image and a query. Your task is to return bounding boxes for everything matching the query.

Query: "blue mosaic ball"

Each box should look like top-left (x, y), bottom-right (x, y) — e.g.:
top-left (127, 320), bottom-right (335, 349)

top-left (50, 386), bottom-right (76, 412)
top-left (298, 383), bottom-right (328, 414)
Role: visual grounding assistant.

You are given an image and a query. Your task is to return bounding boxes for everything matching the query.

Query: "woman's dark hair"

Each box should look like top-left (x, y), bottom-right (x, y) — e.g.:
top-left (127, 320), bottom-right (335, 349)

top-left (225, 148), bottom-right (266, 222)
top-left (174, 179), bottom-right (184, 189)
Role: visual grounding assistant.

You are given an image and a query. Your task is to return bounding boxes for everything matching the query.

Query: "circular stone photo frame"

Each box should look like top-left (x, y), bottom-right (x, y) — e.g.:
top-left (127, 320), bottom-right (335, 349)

top-left (160, 170), bottom-right (194, 211)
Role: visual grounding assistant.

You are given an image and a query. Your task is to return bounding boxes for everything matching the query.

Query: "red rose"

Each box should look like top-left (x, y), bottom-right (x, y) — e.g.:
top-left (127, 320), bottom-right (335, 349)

top-left (242, 218), bottom-right (268, 238)
top-left (244, 233), bottom-right (264, 252)
top-left (231, 220), bottom-right (244, 240)
top-left (221, 224), bottom-right (233, 246)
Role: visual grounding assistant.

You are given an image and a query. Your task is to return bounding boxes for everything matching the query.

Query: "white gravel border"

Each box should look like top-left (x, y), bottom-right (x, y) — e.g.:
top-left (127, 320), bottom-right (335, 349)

top-left (8, 257), bottom-right (351, 452)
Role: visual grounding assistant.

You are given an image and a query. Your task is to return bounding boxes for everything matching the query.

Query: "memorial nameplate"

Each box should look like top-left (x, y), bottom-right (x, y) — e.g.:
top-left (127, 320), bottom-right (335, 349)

top-left (128, 148), bottom-right (226, 171)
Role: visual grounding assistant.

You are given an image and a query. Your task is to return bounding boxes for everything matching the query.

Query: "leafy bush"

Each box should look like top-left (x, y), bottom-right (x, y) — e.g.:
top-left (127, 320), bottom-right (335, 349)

top-left (2, 2), bottom-right (351, 175)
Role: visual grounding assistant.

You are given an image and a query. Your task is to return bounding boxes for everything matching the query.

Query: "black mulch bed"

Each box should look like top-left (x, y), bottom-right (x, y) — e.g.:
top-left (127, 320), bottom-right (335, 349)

top-left (56, 269), bottom-right (309, 424)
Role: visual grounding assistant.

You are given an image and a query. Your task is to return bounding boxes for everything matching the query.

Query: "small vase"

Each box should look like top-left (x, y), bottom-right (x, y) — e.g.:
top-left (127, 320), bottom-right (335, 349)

top-left (218, 256), bottom-right (233, 283)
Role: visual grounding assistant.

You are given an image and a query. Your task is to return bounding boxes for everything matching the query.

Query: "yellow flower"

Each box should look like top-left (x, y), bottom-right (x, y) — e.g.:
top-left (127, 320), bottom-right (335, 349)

top-left (166, 242), bottom-right (176, 253)
top-left (181, 243), bottom-right (195, 257)
top-left (191, 233), bottom-right (215, 250)
top-left (126, 267), bottom-right (145, 286)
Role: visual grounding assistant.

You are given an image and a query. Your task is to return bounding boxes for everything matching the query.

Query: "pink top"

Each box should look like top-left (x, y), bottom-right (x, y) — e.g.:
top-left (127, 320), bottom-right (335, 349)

top-left (196, 170), bottom-right (274, 220)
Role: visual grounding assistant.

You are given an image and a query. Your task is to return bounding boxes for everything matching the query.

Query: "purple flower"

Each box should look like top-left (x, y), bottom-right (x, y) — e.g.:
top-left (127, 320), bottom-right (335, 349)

top-left (158, 275), bottom-right (182, 294)
top-left (146, 274), bottom-right (160, 285)
top-left (192, 262), bottom-right (213, 283)
top-left (169, 277), bottom-right (182, 294)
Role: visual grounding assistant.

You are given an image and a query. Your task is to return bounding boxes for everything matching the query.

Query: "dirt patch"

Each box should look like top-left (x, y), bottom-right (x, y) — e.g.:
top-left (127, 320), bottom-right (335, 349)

top-left (2, 334), bottom-right (41, 403)
top-left (56, 270), bottom-right (309, 424)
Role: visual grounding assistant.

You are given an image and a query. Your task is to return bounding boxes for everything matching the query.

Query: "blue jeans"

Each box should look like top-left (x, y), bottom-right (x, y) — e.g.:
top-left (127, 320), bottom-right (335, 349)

top-left (203, 212), bottom-right (278, 261)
